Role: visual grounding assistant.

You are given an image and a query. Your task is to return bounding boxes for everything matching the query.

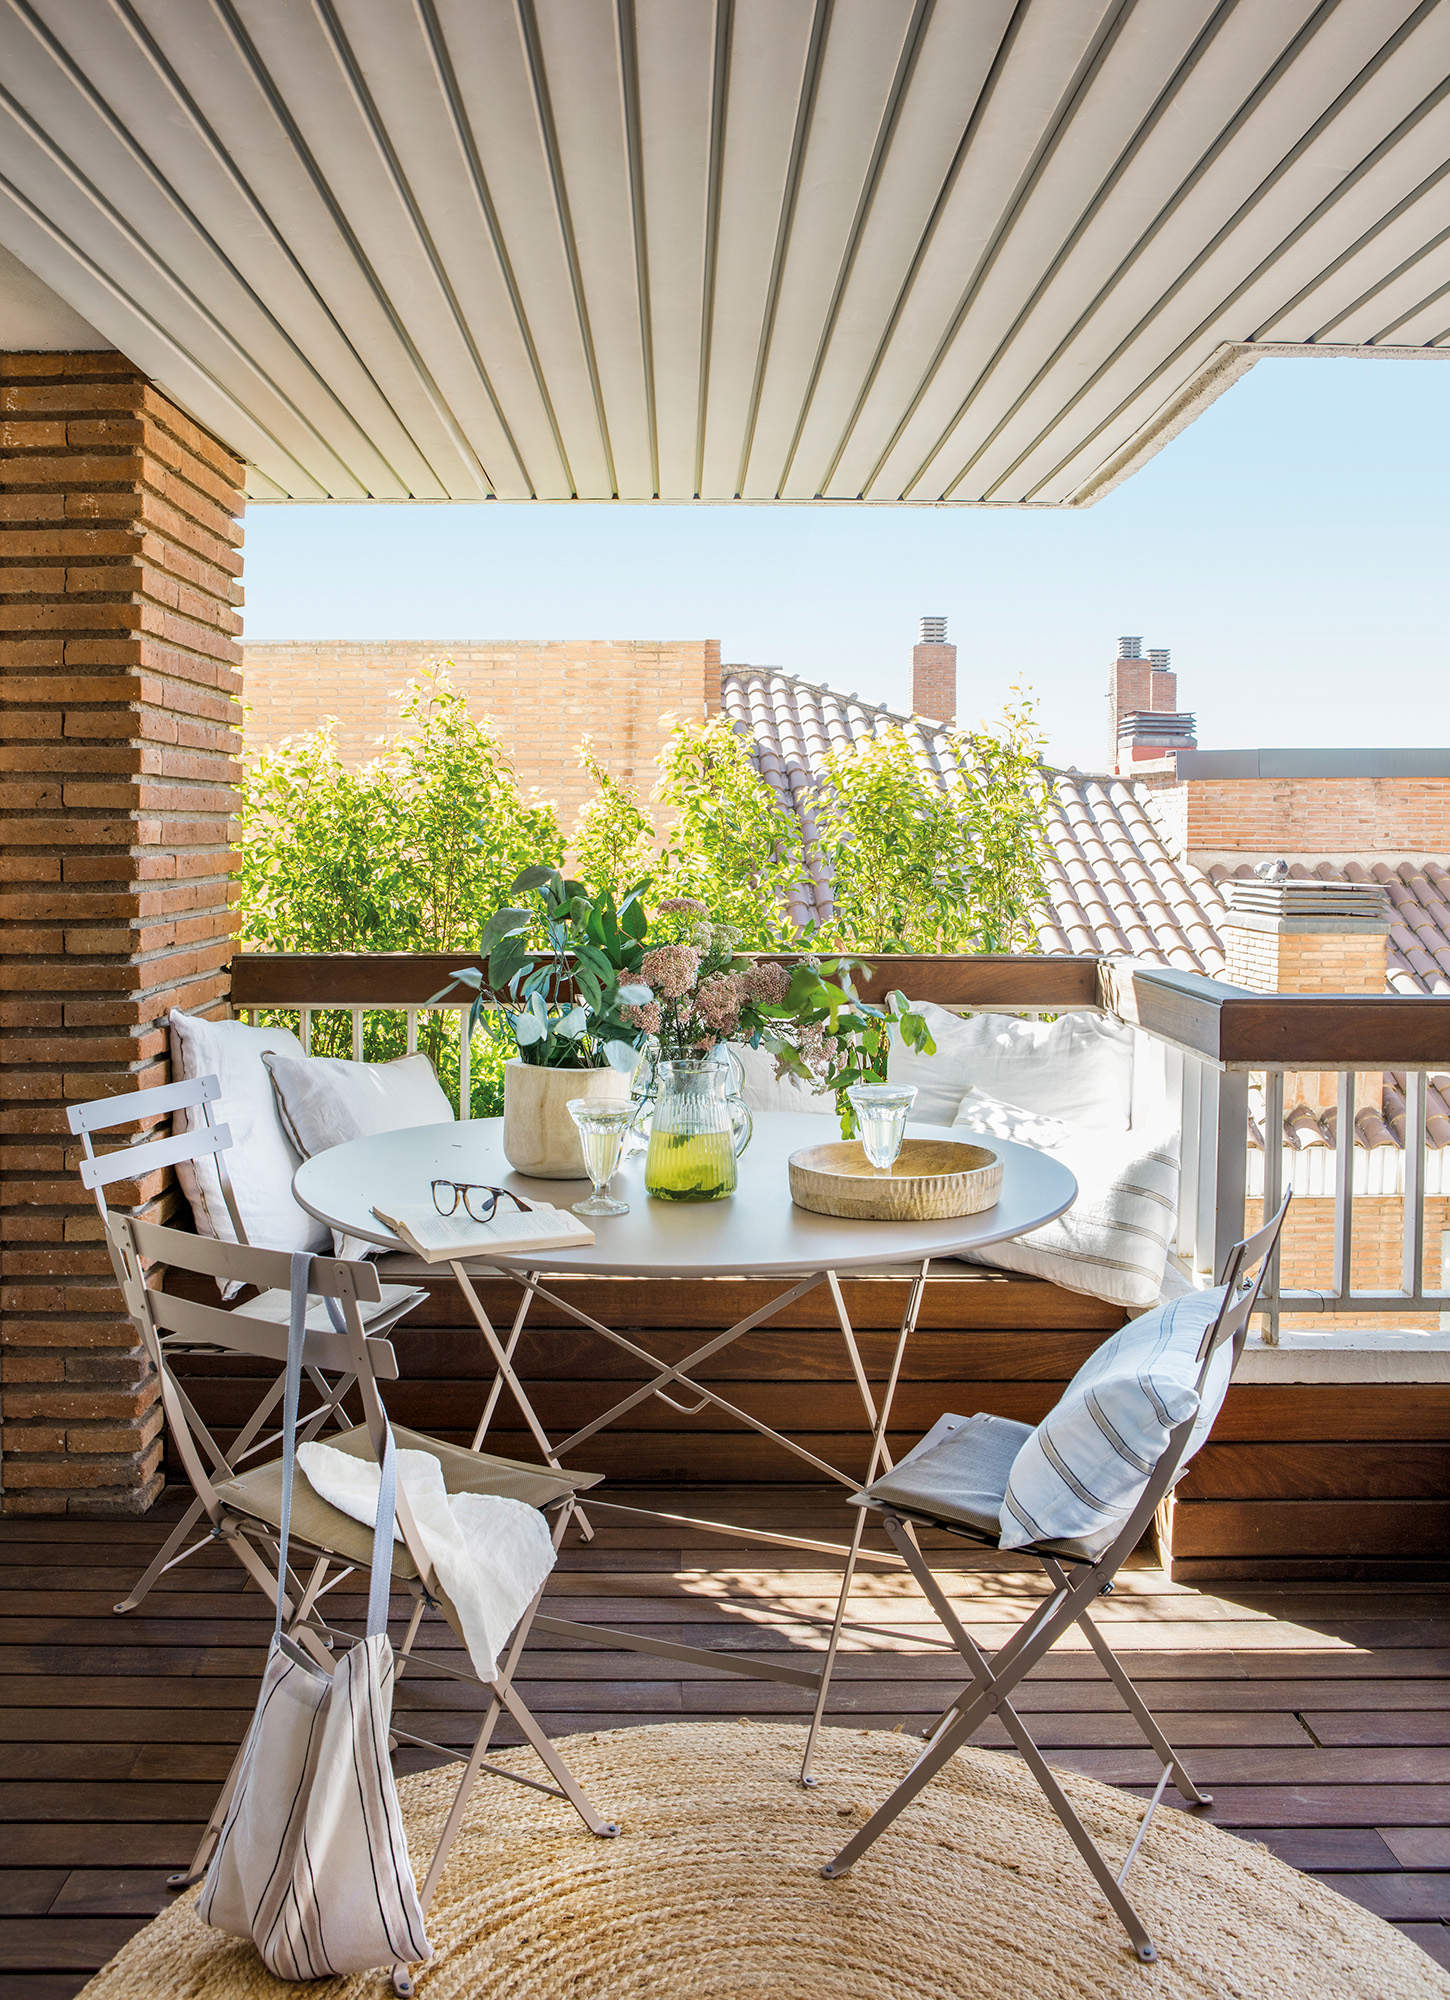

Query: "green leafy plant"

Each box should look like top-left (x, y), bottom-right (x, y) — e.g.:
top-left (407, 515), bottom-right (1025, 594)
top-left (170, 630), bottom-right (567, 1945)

top-left (750, 958), bottom-right (936, 1133)
top-left (570, 739), bottom-right (657, 901)
top-left (809, 695), bottom-right (1049, 954)
top-left (437, 867), bottom-right (653, 1071)
top-left (653, 715), bottom-right (806, 947)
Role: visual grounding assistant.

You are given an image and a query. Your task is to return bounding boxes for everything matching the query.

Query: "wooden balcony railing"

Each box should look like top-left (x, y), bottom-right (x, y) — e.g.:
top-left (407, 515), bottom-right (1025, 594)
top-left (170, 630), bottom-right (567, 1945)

top-left (231, 951), bottom-right (1449, 1343)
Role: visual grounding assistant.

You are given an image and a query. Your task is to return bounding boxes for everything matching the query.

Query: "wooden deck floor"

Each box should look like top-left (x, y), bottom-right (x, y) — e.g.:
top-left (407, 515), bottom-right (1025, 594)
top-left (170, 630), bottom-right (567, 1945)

top-left (2, 1487), bottom-right (1448, 1997)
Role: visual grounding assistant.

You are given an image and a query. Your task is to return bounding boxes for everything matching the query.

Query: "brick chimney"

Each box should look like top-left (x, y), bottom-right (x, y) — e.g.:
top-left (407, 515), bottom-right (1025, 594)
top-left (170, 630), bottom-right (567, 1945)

top-left (1221, 873), bottom-right (1390, 1115)
top-left (912, 615), bottom-right (956, 723)
top-left (1110, 636), bottom-right (1196, 773)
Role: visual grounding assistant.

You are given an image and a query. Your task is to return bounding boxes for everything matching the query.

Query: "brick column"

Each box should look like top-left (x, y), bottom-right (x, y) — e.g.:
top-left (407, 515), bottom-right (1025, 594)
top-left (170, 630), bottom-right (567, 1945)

top-left (0, 352), bottom-right (243, 1515)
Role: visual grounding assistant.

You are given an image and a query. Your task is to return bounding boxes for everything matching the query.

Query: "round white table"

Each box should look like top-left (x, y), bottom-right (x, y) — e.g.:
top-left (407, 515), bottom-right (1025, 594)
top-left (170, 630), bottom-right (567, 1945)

top-left (295, 1112), bottom-right (1076, 1777)
top-left (293, 1110), bottom-right (1076, 1279)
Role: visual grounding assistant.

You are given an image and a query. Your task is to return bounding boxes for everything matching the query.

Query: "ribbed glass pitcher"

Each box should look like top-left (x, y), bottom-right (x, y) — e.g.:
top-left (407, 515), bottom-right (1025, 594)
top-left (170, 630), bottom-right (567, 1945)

top-left (643, 1059), bottom-right (753, 1202)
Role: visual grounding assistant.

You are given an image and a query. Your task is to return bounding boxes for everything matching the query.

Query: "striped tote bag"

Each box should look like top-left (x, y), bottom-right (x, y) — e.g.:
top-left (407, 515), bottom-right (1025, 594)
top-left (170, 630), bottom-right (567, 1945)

top-left (198, 1255), bottom-right (431, 1983)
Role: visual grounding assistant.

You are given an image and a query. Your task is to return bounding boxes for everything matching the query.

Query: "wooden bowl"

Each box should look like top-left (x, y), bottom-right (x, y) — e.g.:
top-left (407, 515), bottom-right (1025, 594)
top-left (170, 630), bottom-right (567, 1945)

top-left (788, 1137), bottom-right (1002, 1221)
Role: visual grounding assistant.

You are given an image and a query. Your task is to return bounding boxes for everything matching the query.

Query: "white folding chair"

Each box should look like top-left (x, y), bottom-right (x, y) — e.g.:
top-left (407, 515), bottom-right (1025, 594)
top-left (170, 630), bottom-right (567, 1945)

top-left (70, 1075), bottom-right (426, 1612)
top-left (105, 1213), bottom-right (617, 1918)
top-left (817, 1196), bottom-right (1291, 1964)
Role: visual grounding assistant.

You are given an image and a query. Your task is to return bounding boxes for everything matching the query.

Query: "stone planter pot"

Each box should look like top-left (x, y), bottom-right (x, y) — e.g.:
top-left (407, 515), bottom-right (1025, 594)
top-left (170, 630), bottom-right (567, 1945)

top-left (501, 1058), bottom-right (632, 1179)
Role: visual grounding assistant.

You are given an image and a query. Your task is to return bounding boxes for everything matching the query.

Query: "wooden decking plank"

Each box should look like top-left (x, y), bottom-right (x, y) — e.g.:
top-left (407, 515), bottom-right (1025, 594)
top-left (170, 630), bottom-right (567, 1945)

top-left (0, 1486), bottom-right (1445, 1989)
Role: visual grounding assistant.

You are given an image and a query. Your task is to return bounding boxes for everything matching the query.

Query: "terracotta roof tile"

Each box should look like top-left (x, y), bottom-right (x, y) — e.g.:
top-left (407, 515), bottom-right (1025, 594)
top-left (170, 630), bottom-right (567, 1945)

top-left (723, 665), bottom-right (1449, 1149)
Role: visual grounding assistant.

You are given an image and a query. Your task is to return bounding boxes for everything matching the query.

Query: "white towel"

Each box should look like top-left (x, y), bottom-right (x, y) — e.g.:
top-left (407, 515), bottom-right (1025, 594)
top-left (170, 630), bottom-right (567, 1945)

top-left (296, 1441), bottom-right (557, 1682)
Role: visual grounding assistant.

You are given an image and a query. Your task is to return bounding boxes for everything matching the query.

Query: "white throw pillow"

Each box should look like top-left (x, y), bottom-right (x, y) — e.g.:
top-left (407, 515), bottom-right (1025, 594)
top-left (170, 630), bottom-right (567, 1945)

top-left (887, 998), bottom-right (1134, 1131)
top-left (728, 1041), bottom-right (835, 1119)
top-left (262, 1052), bottom-right (454, 1160)
top-left (168, 1010), bottom-right (329, 1255)
top-left (998, 1286), bottom-right (1232, 1556)
top-left (953, 1091), bottom-right (1180, 1310)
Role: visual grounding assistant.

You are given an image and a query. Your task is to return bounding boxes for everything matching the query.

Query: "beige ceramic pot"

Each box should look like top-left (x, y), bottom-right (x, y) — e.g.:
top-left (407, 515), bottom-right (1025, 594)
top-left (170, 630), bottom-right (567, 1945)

top-left (501, 1058), bottom-right (632, 1179)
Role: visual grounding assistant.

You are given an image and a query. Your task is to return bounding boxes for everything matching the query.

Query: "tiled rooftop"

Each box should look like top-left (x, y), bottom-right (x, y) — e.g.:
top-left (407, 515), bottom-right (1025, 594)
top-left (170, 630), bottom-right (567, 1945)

top-left (721, 665), bottom-right (1450, 1149)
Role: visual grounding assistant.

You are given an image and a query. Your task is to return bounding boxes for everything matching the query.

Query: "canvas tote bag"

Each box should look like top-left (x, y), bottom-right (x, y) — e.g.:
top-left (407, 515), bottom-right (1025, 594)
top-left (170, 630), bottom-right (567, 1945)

top-left (198, 1253), bottom-right (432, 1982)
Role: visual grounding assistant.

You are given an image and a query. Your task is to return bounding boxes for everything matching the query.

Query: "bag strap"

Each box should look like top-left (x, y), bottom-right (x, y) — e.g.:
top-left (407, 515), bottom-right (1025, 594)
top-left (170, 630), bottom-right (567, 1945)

top-left (273, 1251), bottom-right (311, 1646)
top-left (318, 1293), bottom-right (398, 1641)
top-left (275, 1271), bottom-right (400, 1647)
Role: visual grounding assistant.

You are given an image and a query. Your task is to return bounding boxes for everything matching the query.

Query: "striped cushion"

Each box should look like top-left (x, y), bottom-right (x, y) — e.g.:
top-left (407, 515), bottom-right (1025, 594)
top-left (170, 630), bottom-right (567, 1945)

top-left (955, 1103), bottom-right (1180, 1310)
top-left (999, 1288), bottom-right (1231, 1557)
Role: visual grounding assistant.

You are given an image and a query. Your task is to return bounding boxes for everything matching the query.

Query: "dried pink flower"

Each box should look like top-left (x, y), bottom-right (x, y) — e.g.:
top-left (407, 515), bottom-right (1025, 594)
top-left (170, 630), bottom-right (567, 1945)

top-left (623, 1000), bottom-right (662, 1036)
top-left (656, 896), bottom-right (708, 917)
top-left (744, 960), bottom-right (790, 1004)
top-left (695, 971), bottom-right (745, 1033)
top-left (639, 943), bottom-right (700, 1000)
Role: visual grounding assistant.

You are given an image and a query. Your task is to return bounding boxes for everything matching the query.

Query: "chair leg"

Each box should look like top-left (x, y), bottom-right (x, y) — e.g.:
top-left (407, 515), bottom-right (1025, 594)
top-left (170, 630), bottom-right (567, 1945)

top-left (169, 1732), bottom-right (248, 1889)
top-left (112, 1494), bottom-right (212, 1613)
top-left (1067, 1591), bottom-right (1211, 1809)
top-left (493, 1677), bottom-right (619, 1840)
top-left (823, 1521), bottom-right (1163, 1961)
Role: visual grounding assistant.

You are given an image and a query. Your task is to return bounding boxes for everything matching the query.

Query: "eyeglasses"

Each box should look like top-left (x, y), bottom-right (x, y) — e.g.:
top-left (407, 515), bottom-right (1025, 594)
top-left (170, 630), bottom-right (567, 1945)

top-left (430, 1180), bottom-right (533, 1224)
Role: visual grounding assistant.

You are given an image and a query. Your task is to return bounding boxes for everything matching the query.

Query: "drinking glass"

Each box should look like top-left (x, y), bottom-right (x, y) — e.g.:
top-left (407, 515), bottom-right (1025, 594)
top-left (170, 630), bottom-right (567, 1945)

top-left (846, 1083), bottom-right (917, 1174)
top-left (567, 1101), bottom-right (633, 1217)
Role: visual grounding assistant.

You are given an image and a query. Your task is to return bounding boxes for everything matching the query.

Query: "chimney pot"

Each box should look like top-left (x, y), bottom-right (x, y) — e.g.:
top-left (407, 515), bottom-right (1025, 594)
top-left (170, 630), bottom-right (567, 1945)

top-left (1148, 648), bottom-right (1171, 670)
top-left (1117, 635), bottom-right (1142, 659)
top-left (919, 615), bottom-right (948, 645)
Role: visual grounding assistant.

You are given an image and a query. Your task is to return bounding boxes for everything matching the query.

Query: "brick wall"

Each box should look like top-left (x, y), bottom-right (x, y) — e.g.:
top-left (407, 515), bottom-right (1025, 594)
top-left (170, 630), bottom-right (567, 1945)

top-left (1158, 776), bottom-right (1450, 858)
top-left (241, 638), bottom-right (721, 828)
top-left (1247, 1194), bottom-right (1450, 1331)
top-left (0, 352), bottom-right (243, 1515)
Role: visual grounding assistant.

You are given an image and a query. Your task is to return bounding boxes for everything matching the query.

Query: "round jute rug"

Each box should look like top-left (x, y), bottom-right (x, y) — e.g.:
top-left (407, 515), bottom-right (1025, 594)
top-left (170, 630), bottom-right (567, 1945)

top-left (78, 1720), bottom-right (1450, 2000)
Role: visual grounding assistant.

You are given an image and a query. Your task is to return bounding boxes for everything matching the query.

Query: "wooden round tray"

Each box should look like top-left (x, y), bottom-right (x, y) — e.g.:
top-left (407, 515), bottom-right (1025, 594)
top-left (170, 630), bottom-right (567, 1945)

top-left (788, 1137), bottom-right (1002, 1221)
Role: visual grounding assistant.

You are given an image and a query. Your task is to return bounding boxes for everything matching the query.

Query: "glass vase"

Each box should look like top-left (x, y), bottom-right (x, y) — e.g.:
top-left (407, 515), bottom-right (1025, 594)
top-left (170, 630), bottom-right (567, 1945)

top-left (643, 1058), bottom-right (753, 1202)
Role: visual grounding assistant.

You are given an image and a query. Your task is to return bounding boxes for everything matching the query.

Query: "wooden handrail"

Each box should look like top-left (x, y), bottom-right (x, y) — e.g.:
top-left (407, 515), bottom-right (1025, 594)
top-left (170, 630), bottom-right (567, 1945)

top-left (229, 950), bottom-right (1447, 1068)
top-left (1101, 961), bottom-right (1449, 1069)
top-left (229, 951), bottom-right (1103, 1011)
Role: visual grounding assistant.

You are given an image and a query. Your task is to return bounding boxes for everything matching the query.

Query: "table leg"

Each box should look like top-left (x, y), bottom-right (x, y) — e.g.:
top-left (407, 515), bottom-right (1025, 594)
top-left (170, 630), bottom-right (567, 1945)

top-left (799, 1260), bottom-right (929, 1784)
top-left (450, 1261), bottom-right (594, 1542)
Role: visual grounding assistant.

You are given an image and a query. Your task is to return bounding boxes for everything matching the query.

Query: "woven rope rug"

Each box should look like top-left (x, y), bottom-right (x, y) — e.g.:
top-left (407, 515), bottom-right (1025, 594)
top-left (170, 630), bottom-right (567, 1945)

top-left (79, 1720), bottom-right (1450, 2000)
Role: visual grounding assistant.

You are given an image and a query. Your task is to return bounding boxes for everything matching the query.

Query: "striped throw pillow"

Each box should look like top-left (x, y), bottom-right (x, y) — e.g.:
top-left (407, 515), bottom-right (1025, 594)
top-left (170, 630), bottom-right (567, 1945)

top-left (998, 1287), bottom-right (1231, 1556)
top-left (954, 1102), bottom-right (1180, 1309)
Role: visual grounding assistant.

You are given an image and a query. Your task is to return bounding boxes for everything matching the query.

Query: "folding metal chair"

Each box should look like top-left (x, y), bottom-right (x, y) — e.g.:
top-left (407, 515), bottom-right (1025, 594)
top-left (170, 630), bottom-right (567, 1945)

top-left (70, 1075), bottom-right (426, 1613)
top-left (817, 1195), bottom-right (1292, 1964)
top-left (105, 1212), bottom-right (617, 1924)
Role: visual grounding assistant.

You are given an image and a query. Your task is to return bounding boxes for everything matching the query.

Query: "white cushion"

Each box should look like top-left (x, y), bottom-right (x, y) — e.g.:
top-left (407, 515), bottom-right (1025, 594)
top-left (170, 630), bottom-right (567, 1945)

top-left (953, 1090), bottom-right (1180, 1310)
top-left (999, 1286), bottom-right (1232, 1556)
top-left (728, 1041), bottom-right (835, 1119)
top-left (262, 1052), bottom-right (454, 1159)
top-left (887, 999), bottom-right (1135, 1131)
top-left (262, 1052), bottom-right (455, 1262)
top-left (169, 1010), bottom-right (328, 1256)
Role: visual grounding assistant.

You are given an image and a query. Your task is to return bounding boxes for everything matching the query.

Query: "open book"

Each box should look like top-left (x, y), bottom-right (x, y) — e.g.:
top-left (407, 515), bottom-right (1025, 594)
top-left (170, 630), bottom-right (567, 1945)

top-left (370, 1200), bottom-right (595, 1263)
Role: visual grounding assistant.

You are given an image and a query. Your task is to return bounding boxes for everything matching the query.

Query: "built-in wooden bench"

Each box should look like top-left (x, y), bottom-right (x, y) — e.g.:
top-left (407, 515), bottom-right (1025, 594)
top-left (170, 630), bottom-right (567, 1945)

top-left (168, 1261), bottom-right (1450, 1584)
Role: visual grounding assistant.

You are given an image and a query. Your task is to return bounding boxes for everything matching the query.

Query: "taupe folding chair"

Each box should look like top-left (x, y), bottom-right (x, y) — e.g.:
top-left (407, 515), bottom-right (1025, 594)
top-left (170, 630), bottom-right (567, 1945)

top-left (105, 1213), bottom-right (617, 1911)
top-left (70, 1075), bottom-right (426, 1613)
top-left (818, 1195), bottom-right (1291, 1964)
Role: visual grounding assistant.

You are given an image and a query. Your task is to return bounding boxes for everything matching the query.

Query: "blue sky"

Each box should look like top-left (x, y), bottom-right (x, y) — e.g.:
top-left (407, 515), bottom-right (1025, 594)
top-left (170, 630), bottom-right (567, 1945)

top-left (244, 355), bottom-right (1450, 772)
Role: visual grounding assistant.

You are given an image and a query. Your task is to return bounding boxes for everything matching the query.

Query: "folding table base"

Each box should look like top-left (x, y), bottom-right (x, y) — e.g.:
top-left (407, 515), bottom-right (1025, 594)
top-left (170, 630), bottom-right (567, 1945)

top-left (454, 1257), bottom-right (932, 1776)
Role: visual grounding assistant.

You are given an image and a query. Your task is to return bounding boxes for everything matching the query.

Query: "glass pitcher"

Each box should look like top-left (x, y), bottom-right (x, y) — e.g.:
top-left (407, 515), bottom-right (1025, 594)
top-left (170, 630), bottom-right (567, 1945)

top-left (644, 1058), bottom-right (753, 1202)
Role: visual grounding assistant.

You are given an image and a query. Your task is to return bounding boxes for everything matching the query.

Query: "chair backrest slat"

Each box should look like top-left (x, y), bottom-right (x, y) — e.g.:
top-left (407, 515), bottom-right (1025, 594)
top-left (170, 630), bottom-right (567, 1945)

top-left (126, 1214), bottom-right (383, 1304)
top-left (146, 1288), bottom-right (400, 1379)
top-left (78, 1122), bottom-right (233, 1191)
top-left (67, 1073), bottom-right (221, 1135)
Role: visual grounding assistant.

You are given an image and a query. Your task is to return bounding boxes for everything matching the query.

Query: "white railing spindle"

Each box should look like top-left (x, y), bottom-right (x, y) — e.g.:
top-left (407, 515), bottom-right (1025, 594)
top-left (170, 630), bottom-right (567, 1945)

top-left (1401, 1067), bottom-right (1428, 1300)
top-left (1331, 1069), bottom-right (1355, 1301)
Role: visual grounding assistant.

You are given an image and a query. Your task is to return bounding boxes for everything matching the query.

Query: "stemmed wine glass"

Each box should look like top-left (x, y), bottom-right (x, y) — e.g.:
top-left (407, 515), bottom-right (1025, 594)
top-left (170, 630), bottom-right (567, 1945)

top-left (567, 1101), bottom-right (633, 1217)
top-left (846, 1083), bottom-right (918, 1175)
